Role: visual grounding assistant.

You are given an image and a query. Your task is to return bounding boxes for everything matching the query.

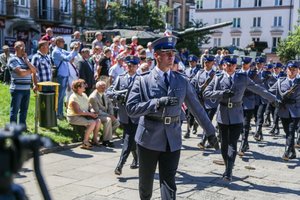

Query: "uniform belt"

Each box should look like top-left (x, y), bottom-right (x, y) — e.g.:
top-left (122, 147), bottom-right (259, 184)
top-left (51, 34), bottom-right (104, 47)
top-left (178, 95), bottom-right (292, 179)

top-left (145, 115), bottom-right (180, 125)
top-left (220, 101), bottom-right (242, 108)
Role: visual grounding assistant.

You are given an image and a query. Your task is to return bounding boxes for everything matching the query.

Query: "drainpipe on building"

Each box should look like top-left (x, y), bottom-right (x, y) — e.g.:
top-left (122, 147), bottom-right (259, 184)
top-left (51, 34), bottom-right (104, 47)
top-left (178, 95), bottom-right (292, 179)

top-left (288, 0), bottom-right (292, 31)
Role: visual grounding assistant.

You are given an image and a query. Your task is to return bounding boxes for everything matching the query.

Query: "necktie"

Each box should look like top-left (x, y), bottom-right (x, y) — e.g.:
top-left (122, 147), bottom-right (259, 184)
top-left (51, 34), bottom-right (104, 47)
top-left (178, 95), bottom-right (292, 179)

top-left (128, 77), bottom-right (133, 85)
top-left (102, 94), bottom-right (106, 107)
top-left (206, 72), bottom-right (209, 78)
top-left (229, 76), bottom-right (233, 87)
top-left (289, 80), bottom-right (293, 87)
top-left (164, 72), bottom-right (169, 88)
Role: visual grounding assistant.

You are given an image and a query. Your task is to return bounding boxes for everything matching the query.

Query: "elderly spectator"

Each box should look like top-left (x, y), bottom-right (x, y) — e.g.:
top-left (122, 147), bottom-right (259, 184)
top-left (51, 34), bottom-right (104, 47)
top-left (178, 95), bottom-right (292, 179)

top-left (52, 36), bottom-right (80, 120)
top-left (8, 41), bottom-right (37, 129)
top-left (67, 79), bottom-right (101, 149)
top-left (89, 81), bottom-right (119, 147)
top-left (109, 54), bottom-right (126, 85)
top-left (92, 32), bottom-right (104, 49)
top-left (40, 27), bottom-right (53, 41)
top-left (31, 40), bottom-right (52, 92)
top-left (119, 38), bottom-right (127, 51)
top-left (0, 45), bottom-right (13, 84)
top-left (145, 42), bottom-right (154, 60)
top-left (70, 31), bottom-right (83, 51)
top-left (97, 47), bottom-right (111, 86)
top-left (130, 36), bottom-right (138, 55)
top-left (78, 48), bottom-right (96, 96)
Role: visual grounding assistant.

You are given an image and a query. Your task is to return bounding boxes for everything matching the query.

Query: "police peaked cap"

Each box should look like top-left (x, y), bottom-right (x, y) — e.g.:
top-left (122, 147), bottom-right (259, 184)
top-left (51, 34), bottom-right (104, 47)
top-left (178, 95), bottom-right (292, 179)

top-left (286, 60), bottom-right (300, 68)
top-left (241, 56), bottom-right (252, 64)
top-left (151, 36), bottom-right (177, 52)
top-left (223, 55), bottom-right (238, 65)
top-left (125, 55), bottom-right (140, 65)
top-left (188, 55), bottom-right (199, 62)
top-left (255, 57), bottom-right (266, 63)
top-left (203, 55), bottom-right (215, 62)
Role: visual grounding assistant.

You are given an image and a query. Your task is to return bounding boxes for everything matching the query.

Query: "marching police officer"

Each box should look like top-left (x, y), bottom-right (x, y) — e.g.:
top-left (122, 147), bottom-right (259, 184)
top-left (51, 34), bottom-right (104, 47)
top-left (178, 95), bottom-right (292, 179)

top-left (237, 56), bottom-right (256, 156)
top-left (108, 55), bottom-right (140, 175)
top-left (191, 54), bottom-right (218, 148)
top-left (203, 55), bottom-right (276, 181)
top-left (268, 62), bottom-right (285, 135)
top-left (269, 61), bottom-right (300, 160)
top-left (126, 36), bottom-right (219, 200)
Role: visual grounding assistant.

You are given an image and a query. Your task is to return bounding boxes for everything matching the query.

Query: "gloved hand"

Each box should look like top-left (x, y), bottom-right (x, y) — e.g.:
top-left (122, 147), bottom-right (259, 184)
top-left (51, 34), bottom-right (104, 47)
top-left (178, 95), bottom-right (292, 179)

top-left (207, 135), bottom-right (220, 150)
top-left (223, 89), bottom-right (235, 98)
top-left (158, 96), bottom-right (179, 107)
top-left (116, 94), bottom-right (126, 103)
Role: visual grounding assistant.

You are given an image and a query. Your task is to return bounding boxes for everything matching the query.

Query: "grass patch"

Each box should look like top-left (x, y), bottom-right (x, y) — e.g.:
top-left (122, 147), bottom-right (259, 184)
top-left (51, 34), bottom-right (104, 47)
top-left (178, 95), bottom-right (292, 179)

top-left (0, 84), bottom-right (123, 144)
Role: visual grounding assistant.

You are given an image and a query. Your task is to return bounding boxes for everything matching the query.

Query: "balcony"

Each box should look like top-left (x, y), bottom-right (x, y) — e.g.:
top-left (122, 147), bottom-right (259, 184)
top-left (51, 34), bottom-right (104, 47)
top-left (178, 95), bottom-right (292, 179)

top-left (14, 5), bottom-right (30, 18)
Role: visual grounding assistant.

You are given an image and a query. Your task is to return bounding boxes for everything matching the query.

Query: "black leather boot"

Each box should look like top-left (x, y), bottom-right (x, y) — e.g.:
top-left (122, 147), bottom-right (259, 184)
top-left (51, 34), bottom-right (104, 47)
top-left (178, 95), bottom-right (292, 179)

top-left (254, 126), bottom-right (263, 141)
top-left (114, 162), bottom-right (123, 175)
top-left (130, 151), bottom-right (139, 169)
top-left (184, 124), bottom-right (191, 138)
top-left (192, 122), bottom-right (198, 135)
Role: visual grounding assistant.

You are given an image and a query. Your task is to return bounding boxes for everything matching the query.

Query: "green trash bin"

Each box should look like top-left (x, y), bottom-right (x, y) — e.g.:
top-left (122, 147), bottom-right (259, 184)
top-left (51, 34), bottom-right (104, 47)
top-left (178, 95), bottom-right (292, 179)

top-left (39, 91), bottom-right (57, 128)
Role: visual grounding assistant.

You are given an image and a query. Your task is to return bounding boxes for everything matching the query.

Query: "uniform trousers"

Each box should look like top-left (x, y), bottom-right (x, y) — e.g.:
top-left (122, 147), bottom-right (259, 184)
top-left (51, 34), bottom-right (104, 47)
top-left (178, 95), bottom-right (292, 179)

top-left (202, 108), bottom-right (217, 140)
top-left (256, 103), bottom-right (267, 128)
top-left (218, 123), bottom-right (243, 167)
top-left (118, 120), bottom-right (138, 165)
top-left (138, 145), bottom-right (180, 200)
top-left (243, 109), bottom-right (254, 142)
top-left (281, 117), bottom-right (300, 152)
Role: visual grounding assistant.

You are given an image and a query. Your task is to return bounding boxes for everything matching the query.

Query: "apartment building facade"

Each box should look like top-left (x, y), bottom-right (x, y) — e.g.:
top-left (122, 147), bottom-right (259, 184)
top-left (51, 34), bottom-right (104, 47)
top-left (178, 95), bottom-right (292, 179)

top-left (189, 0), bottom-right (300, 54)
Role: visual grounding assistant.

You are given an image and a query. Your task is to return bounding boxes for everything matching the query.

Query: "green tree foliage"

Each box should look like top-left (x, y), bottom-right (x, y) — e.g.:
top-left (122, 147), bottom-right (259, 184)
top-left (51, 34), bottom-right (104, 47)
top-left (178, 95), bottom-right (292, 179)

top-left (109, 1), bottom-right (170, 29)
top-left (277, 26), bottom-right (300, 63)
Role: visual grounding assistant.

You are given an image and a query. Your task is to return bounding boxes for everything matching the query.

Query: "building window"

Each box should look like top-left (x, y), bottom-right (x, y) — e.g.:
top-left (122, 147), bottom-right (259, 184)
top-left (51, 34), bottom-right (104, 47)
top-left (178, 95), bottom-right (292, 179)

top-left (85, 0), bottom-right (96, 16)
top-left (16, 0), bottom-right (27, 6)
top-left (254, 0), bottom-right (262, 7)
top-left (232, 38), bottom-right (240, 46)
top-left (252, 38), bottom-right (260, 42)
top-left (214, 38), bottom-right (221, 46)
top-left (233, 0), bottom-right (241, 8)
top-left (215, 0), bottom-right (222, 8)
top-left (214, 18), bottom-right (221, 24)
top-left (196, 0), bottom-right (203, 9)
top-left (233, 18), bottom-right (241, 28)
top-left (60, 0), bottom-right (71, 14)
top-left (275, 0), bottom-right (282, 6)
top-left (273, 16), bottom-right (282, 27)
top-left (272, 37), bottom-right (281, 47)
top-left (253, 17), bottom-right (261, 27)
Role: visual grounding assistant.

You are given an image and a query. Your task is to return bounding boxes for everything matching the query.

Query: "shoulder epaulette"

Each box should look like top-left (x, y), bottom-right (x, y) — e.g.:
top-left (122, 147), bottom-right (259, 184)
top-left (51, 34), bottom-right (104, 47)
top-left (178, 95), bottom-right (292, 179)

top-left (140, 71), bottom-right (150, 76)
top-left (119, 72), bottom-right (128, 77)
top-left (174, 70), bottom-right (188, 78)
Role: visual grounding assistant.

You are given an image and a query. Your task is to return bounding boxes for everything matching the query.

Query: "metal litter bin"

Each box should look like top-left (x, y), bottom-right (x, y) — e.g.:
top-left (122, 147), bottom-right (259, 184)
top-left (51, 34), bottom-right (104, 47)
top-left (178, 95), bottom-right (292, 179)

top-left (36, 82), bottom-right (60, 129)
top-left (39, 91), bottom-right (57, 127)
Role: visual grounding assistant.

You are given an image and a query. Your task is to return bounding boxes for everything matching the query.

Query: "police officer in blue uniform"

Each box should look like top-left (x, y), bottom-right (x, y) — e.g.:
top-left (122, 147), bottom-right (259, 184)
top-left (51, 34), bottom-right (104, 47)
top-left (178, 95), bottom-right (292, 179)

top-left (191, 55), bottom-right (218, 148)
top-left (126, 36), bottom-right (219, 200)
top-left (203, 55), bottom-right (276, 181)
top-left (254, 58), bottom-right (277, 141)
top-left (237, 56), bottom-right (256, 156)
top-left (268, 62), bottom-right (285, 135)
top-left (269, 61), bottom-right (300, 160)
top-left (184, 54), bottom-right (201, 137)
top-left (108, 55), bottom-right (140, 175)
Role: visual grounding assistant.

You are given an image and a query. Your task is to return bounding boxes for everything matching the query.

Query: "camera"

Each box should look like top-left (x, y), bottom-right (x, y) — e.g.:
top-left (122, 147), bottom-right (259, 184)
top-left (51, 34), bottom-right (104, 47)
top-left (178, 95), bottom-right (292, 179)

top-left (0, 124), bottom-right (52, 200)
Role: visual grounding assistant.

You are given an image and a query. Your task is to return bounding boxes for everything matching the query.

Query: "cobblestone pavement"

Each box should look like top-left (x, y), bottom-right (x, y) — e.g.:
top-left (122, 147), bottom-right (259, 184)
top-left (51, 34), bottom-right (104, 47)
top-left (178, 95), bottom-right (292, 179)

top-left (15, 123), bottom-right (300, 200)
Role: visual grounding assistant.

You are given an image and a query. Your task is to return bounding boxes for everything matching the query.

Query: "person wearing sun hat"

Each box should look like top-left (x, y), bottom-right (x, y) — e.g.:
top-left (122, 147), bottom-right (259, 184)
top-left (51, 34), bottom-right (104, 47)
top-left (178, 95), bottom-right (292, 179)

top-left (126, 36), bottom-right (219, 200)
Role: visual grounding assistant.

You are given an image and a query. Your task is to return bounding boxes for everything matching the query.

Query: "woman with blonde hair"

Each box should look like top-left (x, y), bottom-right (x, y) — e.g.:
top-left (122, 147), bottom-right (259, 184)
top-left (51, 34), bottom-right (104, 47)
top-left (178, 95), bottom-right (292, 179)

top-left (67, 79), bottom-right (101, 149)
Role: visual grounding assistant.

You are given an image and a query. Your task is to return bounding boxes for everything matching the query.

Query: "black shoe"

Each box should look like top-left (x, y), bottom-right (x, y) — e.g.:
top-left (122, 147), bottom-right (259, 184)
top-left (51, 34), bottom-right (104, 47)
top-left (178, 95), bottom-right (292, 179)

top-left (184, 132), bottom-right (190, 139)
top-left (114, 166), bottom-right (122, 175)
top-left (205, 143), bottom-right (213, 148)
top-left (103, 141), bottom-right (115, 147)
top-left (192, 129), bottom-right (197, 135)
top-left (197, 142), bottom-right (205, 149)
top-left (289, 153), bottom-right (296, 159)
top-left (130, 160), bottom-right (139, 169)
top-left (282, 152), bottom-right (289, 161)
top-left (254, 133), bottom-right (263, 141)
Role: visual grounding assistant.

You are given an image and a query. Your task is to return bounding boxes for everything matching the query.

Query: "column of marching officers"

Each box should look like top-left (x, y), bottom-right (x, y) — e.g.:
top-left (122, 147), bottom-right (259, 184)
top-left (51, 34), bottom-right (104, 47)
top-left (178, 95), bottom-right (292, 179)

top-left (114, 36), bottom-right (300, 200)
